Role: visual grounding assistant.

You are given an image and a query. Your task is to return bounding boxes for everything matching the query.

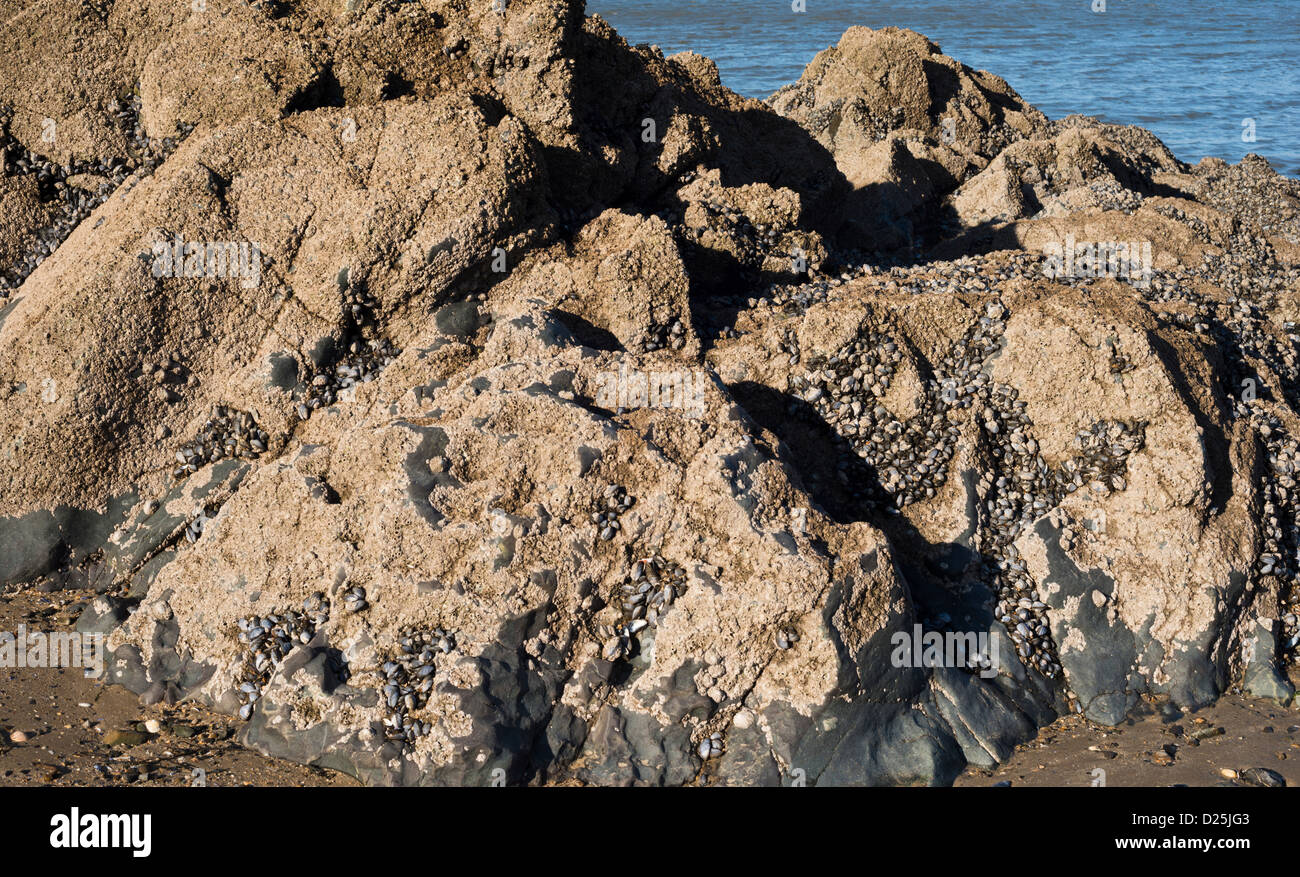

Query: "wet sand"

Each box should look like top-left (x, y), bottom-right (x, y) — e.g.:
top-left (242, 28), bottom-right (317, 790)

top-left (0, 588), bottom-right (357, 787)
top-left (956, 683), bottom-right (1300, 788)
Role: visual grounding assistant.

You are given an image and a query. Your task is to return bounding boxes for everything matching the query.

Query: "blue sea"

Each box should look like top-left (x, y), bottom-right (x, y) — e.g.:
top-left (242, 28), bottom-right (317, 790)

top-left (591, 0), bottom-right (1300, 176)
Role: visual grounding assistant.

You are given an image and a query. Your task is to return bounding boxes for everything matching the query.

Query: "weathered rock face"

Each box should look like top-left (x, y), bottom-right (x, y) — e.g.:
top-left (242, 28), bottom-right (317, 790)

top-left (103, 300), bottom-right (955, 785)
top-left (944, 118), bottom-right (1190, 229)
top-left (991, 287), bottom-right (1262, 721)
top-left (4, 3), bottom-right (1300, 785)
top-left (769, 26), bottom-right (1048, 247)
top-left (770, 27), bottom-right (1046, 165)
top-left (0, 94), bottom-right (551, 520)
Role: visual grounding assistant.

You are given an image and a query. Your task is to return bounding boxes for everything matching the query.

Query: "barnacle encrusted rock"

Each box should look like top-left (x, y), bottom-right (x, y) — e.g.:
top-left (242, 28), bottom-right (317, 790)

top-left (4, 0), bottom-right (1300, 785)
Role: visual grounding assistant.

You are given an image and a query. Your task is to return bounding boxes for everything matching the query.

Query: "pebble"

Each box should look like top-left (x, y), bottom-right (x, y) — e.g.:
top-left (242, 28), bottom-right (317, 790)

top-left (1240, 766), bottom-right (1286, 787)
top-left (104, 729), bottom-right (148, 747)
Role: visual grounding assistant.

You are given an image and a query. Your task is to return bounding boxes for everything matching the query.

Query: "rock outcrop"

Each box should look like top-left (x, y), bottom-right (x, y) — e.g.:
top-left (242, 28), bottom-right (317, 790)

top-left (769, 26), bottom-right (1049, 247)
top-left (3, 1), bottom-right (1299, 785)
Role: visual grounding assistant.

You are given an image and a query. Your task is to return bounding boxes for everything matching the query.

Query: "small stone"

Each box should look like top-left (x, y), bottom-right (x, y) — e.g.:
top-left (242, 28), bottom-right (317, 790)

top-left (143, 719), bottom-right (162, 734)
top-left (104, 729), bottom-right (149, 747)
top-left (1240, 767), bottom-right (1285, 787)
top-left (9, 730), bottom-right (29, 743)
